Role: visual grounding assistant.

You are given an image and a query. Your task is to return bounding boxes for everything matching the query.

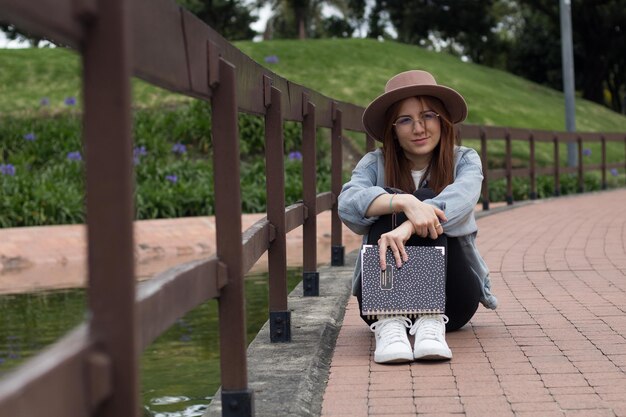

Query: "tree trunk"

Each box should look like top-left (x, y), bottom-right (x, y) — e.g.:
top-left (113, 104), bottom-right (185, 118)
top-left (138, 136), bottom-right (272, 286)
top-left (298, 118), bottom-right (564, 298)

top-left (298, 16), bottom-right (306, 39)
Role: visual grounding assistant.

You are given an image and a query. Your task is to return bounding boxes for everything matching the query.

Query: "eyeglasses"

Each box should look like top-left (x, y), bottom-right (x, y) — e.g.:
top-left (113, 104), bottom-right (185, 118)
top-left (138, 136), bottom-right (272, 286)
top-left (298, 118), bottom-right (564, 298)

top-left (392, 111), bottom-right (440, 131)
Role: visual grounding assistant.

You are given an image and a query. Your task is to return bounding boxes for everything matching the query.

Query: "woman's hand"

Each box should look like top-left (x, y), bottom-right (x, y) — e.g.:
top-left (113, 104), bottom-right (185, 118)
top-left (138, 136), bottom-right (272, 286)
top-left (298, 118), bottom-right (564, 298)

top-left (378, 220), bottom-right (414, 270)
top-left (396, 194), bottom-right (447, 239)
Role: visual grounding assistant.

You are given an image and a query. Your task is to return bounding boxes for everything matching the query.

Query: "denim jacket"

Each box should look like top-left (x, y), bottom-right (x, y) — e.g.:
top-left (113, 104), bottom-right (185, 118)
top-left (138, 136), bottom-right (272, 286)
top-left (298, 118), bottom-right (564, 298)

top-left (338, 146), bottom-right (498, 310)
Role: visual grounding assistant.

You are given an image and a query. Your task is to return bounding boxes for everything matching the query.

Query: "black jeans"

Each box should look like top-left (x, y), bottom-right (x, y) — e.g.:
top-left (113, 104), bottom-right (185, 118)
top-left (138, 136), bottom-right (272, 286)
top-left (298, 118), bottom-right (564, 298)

top-left (355, 188), bottom-right (481, 332)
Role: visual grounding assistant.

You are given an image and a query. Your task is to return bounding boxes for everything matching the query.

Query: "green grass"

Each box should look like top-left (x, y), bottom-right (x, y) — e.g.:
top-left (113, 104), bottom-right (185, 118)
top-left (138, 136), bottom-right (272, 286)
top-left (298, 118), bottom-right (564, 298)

top-left (0, 48), bottom-right (187, 115)
top-left (3, 39), bottom-right (626, 132)
top-left (234, 38), bottom-right (626, 133)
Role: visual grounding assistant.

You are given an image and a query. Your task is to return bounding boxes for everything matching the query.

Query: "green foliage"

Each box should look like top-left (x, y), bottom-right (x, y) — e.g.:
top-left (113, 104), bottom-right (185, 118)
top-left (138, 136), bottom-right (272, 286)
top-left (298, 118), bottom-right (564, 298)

top-left (486, 171), bottom-right (624, 203)
top-left (1, 42), bottom-right (625, 228)
top-left (175, 0), bottom-right (258, 41)
top-left (0, 99), bottom-right (330, 227)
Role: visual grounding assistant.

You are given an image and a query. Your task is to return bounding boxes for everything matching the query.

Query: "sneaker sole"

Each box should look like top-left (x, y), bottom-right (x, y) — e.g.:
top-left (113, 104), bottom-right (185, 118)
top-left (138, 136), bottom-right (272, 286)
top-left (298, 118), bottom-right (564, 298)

top-left (375, 352), bottom-right (414, 364)
top-left (414, 349), bottom-right (452, 361)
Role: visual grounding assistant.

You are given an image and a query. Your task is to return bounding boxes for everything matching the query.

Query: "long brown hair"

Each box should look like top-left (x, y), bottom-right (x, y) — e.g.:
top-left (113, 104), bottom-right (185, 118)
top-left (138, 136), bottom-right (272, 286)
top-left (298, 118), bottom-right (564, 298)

top-left (382, 96), bottom-right (456, 195)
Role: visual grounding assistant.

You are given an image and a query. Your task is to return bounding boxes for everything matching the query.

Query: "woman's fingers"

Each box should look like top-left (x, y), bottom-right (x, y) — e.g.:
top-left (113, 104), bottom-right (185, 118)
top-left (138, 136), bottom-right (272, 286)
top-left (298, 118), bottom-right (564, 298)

top-left (378, 235), bottom-right (408, 269)
top-left (434, 207), bottom-right (448, 223)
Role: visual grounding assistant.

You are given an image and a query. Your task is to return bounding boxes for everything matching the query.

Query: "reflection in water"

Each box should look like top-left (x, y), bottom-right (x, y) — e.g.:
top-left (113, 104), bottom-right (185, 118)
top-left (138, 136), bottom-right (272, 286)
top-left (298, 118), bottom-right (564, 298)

top-left (0, 269), bottom-right (302, 416)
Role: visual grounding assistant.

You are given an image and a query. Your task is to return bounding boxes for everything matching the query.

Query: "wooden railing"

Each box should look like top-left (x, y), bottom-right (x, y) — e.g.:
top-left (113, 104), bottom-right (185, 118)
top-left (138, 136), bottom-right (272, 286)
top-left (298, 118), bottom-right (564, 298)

top-left (456, 125), bottom-right (626, 208)
top-left (0, 1), bottom-right (625, 417)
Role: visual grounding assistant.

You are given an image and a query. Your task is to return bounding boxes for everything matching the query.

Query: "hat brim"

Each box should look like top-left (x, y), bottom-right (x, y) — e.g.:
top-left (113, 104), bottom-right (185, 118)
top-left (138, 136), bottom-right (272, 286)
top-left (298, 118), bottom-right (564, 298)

top-left (363, 85), bottom-right (468, 142)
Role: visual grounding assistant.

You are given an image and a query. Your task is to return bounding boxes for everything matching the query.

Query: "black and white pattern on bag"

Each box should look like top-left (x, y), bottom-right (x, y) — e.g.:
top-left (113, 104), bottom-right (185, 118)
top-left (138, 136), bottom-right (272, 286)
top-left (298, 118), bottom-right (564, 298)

top-left (361, 245), bottom-right (446, 319)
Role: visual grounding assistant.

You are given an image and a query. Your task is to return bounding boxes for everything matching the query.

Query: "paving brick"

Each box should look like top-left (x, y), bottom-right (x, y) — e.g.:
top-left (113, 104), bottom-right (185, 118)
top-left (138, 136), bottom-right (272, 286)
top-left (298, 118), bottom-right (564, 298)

top-left (511, 401), bottom-right (561, 412)
top-left (367, 389), bottom-right (413, 399)
top-left (414, 397), bottom-right (464, 414)
top-left (369, 404), bottom-right (417, 415)
top-left (320, 190), bottom-right (626, 417)
top-left (553, 393), bottom-right (609, 410)
top-left (541, 373), bottom-right (590, 388)
top-left (562, 409), bottom-right (614, 417)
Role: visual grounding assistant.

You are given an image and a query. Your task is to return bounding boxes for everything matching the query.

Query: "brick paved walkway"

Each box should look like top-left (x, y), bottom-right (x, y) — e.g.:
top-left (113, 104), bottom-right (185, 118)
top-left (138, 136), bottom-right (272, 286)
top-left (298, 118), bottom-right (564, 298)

top-left (322, 189), bottom-right (626, 417)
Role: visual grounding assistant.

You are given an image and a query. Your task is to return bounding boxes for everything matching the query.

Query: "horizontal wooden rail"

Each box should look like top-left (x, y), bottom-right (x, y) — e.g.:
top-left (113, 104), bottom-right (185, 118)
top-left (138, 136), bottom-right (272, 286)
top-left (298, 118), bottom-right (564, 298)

top-left (136, 256), bottom-right (225, 349)
top-left (0, 325), bottom-right (110, 416)
top-left (316, 192), bottom-right (335, 214)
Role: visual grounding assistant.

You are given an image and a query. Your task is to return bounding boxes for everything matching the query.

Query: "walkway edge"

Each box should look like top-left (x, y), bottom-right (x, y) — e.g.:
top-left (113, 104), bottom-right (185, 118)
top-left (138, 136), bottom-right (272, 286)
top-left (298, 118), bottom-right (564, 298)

top-left (204, 251), bottom-right (356, 417)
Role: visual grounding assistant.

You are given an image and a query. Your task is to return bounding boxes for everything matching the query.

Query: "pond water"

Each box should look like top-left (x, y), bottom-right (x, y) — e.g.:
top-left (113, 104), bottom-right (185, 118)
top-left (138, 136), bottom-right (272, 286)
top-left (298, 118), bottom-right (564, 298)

top-left (0, 269), bottom-right (302, 417)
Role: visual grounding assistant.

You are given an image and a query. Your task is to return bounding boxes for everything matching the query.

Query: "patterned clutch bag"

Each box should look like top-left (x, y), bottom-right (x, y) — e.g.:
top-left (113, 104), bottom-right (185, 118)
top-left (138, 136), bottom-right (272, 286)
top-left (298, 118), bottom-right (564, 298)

top-left (360, 244), bottom-right (446, 320)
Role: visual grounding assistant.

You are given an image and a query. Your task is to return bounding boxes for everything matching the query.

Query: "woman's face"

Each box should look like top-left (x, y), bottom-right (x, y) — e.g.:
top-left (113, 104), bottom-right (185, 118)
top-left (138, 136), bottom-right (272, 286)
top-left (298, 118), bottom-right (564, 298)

top-left (393, 97), bottom-right (441, 170)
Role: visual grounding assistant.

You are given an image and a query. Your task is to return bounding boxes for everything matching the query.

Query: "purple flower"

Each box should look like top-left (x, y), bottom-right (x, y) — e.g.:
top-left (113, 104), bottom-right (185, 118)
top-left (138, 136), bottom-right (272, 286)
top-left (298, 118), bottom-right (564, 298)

top-left (610, 168), bottom-right (619, 177)
top-left (0, 164), bottom-right (16, 176)
top-left (288, 151), bottom-right (303, 161)
top-left (134, 146), bottom-right (148, 157)
top-left (23, 132), bottom-right (36, 141)
top-left (172, 143), bottom-right (186, 155)
top-left (582, 148), bottom-right (592, 157)
top-left (64, 96), bottom-right (77, 106)
top-left (40, 97), bottom-right (50, 106)
top-left (165, 174), bottom-right (178, 184)
top-left (67, 151), bottom-right (82, 161)
top-left (133, 146), bottom-right (147, 165)
top-left (264, 55), bottom-right (279, 64)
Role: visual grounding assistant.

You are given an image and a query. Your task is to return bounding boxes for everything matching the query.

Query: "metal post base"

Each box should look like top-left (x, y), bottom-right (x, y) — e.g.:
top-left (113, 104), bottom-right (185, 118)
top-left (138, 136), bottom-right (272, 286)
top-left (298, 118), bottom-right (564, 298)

top-left (482, 200), bottom-right (490, 211)
top-left (270, 310), bottom-right (291, 342)
top-left (530, 192), bottom-right (537, 200)
top-left (331, 245), bottom-right (344, 266)
top-left (506, 195), bottom-right (514, 205)
top-left (602, 182), bottom-right (607, 190)
top-left (554, 189), bottom-right (561, 197)
top-left (222, 389), bottom-right (254, 417)
top-left (303, 271), bottom-right (319, 297)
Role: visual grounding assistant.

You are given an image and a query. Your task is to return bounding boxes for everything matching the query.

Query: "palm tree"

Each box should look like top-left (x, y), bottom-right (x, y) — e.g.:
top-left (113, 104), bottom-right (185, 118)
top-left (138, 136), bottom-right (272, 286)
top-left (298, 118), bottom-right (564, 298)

top-left (260, 0), bottom-right (352, 40)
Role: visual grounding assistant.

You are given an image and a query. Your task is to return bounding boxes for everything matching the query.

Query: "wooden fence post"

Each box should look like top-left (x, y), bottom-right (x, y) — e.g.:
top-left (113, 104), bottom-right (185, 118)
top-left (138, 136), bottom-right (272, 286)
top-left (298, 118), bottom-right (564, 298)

top-left (601, 135), bottom-right (607, 190)
top-left (505, 131), bottom-right (513, 205)
top-left (82, 1), bottom-right (138, 415)
top-left (211, 58), bottom-right (254, 416)
top-left (331, 103), bottom-right (344, 266)
top-left (577, 136), bottom-right (584, 193)
top-left (366, 134), bottom-right (375, 153)
top-left (480, 128), bottom-right (489, 210)
top-left (302, 96), bottom-right (319, 296)
top-left (554, 135), bottom-right (561, 196)
top-left (529, 134), bottom-right (537, 199)
top-left (264, 79), bottom-right (291, 342)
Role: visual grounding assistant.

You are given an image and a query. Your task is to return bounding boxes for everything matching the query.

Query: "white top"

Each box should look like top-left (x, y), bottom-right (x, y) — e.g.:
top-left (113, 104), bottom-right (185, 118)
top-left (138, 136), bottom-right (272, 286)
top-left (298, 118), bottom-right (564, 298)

top-left (411, 167), bottom-right (427, 188)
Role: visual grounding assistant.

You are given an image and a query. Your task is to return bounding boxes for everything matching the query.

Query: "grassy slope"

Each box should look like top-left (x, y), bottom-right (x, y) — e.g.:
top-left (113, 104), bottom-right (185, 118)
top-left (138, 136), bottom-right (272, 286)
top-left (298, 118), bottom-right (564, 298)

top-left (2, 38), bottom-right (626, 132)
top-left (0, 48), bottom-right (183, 114)
top-left (234, 38), bottom-right (626, 133)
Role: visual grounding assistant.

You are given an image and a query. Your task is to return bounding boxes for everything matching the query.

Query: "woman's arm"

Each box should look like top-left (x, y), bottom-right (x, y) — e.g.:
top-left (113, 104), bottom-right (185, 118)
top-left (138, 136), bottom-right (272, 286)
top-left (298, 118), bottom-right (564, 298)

top-left (422, 148), bottom-right (483, 234)
top-left (337, 153), bottom-right (388, 235)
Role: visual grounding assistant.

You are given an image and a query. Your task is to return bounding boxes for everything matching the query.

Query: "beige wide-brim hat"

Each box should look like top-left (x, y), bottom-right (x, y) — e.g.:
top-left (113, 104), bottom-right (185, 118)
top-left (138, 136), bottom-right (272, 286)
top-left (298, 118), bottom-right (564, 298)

top-left (363, 70), bottom-right (468, 142)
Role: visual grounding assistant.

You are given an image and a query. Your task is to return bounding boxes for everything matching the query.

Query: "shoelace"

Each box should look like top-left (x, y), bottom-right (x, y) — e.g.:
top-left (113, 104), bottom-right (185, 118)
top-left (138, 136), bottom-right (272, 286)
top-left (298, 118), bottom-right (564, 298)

top-left (409, 314), bottom-right (449, 340)
top-left (369, 316), bottom-right (412, 345)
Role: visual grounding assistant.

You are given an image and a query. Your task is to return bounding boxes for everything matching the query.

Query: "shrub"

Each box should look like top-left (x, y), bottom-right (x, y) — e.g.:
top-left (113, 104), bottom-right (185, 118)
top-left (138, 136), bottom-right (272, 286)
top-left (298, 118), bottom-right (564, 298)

top-left (0, 101), bottom-right (332, 227)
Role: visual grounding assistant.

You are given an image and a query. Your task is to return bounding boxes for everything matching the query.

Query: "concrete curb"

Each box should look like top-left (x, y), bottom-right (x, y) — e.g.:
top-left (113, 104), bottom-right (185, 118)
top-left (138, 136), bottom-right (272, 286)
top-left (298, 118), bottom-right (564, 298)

top-left (204, 251), bottom-right (356, 417)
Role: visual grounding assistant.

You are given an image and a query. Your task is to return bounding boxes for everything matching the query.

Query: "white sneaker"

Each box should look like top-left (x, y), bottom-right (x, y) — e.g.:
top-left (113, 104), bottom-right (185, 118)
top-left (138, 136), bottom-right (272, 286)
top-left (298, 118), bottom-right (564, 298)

top-left (369, 316), bottom-right (413, 363)
top-left (409, 314), bottom-right (452, 360)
